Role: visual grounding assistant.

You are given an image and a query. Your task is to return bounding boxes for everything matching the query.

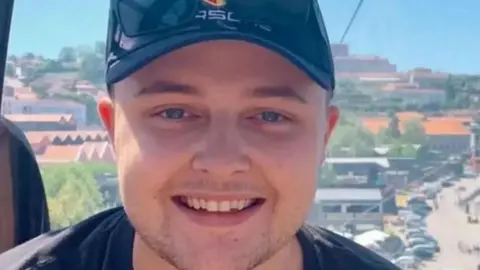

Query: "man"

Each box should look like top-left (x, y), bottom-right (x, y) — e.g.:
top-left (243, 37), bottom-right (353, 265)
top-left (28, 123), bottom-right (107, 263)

top-left (0, 0), bottom-right (400, 269)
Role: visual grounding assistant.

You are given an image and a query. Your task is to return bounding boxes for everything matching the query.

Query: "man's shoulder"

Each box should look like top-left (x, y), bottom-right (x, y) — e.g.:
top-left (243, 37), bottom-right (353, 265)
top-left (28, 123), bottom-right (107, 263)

top-left (0, 207), bottom-right (126, 270)
top-left (303, 224), bottom-right (400, 269)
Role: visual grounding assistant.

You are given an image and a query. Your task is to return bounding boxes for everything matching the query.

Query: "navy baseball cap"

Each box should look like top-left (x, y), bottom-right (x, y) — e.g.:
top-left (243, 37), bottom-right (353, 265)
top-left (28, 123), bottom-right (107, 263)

top-left (105, 0), bottom-right (335, 94)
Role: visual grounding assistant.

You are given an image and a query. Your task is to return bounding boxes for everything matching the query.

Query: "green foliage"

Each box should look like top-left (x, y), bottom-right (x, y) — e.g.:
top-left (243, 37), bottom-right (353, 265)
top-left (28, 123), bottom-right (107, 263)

top-left (386, 113), bottom-right (401, 139)
top-left (31, 83), bottom-right (49, 98)
top-left (376, 128), bottom-right (397, 145)
top-left (58, 47), bottom-right (77, 63)
top-left (75, 42), bottom-right (106, 84)
top-left (336, 79), bottom-right (359, 93)
top-left (401, 144), bottom-right (418, 157)
top-left (385, 141), bottom-right (403, 157)
top-left (79, 52), bottom-right (105, 84)
top-left (402, 119), bottom-right (426, 145)
top-left (94, 41), bottom-right (106, 56)
top-left (5, 62), bottom-right (15, 77)
top-left (328, 117), bottom-right (376, 157)
top-left (41, 162), bottom-right (116, 229)
top-left (444, 74), bottom-right (480, 108)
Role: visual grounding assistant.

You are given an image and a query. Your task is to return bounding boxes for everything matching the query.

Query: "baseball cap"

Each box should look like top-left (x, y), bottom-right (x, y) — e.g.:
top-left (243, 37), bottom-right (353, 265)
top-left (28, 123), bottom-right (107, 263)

top-left (105, 0), bottom-right (335, 94)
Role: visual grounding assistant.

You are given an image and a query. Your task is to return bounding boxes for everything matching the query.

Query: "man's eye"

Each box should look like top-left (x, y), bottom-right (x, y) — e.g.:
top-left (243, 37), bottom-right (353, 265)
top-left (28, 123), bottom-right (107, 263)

top-left (255, 111), bottom-right (289, 123)
top-left (158, 108), bottom-right (191, 119)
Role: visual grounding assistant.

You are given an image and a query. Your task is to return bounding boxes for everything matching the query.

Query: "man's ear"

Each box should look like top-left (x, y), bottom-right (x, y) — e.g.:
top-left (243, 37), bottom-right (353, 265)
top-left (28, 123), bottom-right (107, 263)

top-left (324, 105), bottom-right (340, 145)
top-left (320, 105), bottom-right (339, 163)
top-left (98, 97), bottom-right (115, 143)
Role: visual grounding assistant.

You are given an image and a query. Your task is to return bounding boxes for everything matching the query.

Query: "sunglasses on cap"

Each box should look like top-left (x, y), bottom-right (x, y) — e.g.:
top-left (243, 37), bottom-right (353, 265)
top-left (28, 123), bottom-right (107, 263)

top-left (106, 0), bottom-right (335, 93)
top-left (113, 0), bottom-right (311, 37)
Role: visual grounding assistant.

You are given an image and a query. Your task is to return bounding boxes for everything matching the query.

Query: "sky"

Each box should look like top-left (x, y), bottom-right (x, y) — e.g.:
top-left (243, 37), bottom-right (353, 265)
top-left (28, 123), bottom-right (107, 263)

top-left (7, 0), bottom-right (480, 74)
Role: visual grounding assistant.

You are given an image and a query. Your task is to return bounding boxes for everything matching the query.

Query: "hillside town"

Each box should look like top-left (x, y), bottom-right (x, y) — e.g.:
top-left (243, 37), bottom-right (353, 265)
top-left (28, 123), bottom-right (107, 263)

top-left (3, 43), bottom-right (480, 269)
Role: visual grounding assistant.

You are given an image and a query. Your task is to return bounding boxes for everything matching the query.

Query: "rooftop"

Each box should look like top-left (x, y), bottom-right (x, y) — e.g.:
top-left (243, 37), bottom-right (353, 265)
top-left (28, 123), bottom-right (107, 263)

top-left (315, 188), bottom-right (383, 202)
top-left (325, 157), bottom-right (390, 168)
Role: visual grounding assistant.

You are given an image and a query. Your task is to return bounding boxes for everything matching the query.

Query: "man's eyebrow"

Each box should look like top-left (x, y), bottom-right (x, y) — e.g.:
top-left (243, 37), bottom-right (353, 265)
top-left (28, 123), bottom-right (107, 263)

top-left (134, 80), bottom-right (200, 97)
top-left (251, 85), bottom-right (307, 104)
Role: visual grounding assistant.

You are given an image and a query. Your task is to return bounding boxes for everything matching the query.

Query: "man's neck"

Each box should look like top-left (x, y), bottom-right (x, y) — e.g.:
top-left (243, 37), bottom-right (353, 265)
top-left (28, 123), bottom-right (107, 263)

top-left (132, 234), bottom-right (303, 270)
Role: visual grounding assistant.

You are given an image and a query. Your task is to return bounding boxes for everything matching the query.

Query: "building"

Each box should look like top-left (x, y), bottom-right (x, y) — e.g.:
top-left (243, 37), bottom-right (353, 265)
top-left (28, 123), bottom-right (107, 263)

top-left (310, 188), bottom-right (384, 233)
top-left (1, 88), bottom-right (87, 127)
top-left (334, 56), bottom-right (397, 73)
top-left (380, 157), bottom-right (421, 189)
top-left (423, 117), bottom-right (471, 155)
top-left (321, 157), bottom-right (400, 215)
top-left (330, 44), bottom-right (397, 73)
top-left (4, 114), bottom-right (77, 131)
top-left (324, 157), bottom-right (389, 187)
top-left (360, 114), bottom-right (474, 156)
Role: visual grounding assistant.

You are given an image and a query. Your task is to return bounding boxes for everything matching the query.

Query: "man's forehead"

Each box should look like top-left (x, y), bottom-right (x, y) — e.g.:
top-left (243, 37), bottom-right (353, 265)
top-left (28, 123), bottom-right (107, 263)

top-left (133, 79), bottom-right (313, 104)
top-left (140, 40), bottom-right (295, 70)
top-left (117, 40), bottom-right (327, 102)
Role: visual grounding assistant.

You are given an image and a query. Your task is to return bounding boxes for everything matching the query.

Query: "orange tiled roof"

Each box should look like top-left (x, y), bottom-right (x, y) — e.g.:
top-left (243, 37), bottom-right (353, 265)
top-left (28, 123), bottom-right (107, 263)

top-left (396, 112), bottom-right (425, 121)
top-left (423, 119), bottom-right (469, 135)
top-left (360, 117), bottom-right (391, 134)
top-left (37, 145), bottom-right (83, 163)
top-left (14, 86), bottom-right (33, 93)
top-left (15, 92), bottom-right (38, 100)
top-left (360, 114), bottom-right (472, 136)
top-left (25, 132), bottom-right (51, 145)
top-left (81, 141), bottom-right (110, 159)
top-left (25, 130), bottom-right (108, 143)
top-left (426, 116), bottom-right (472, 124)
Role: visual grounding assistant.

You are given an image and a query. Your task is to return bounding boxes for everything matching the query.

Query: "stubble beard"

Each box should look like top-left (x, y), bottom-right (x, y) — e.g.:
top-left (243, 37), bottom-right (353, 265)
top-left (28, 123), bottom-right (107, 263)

top-left (136, 224), bottom-right (292, 270)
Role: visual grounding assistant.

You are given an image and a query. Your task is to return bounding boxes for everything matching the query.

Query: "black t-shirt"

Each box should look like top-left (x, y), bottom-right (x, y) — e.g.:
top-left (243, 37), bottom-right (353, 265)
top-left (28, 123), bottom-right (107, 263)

top-left (0, 207), bottom-right (400, 270)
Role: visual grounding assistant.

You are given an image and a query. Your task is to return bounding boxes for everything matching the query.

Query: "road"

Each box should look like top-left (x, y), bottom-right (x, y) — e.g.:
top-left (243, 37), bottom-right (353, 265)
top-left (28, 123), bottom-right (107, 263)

top-left (421, 177), bottom-right (480, 270)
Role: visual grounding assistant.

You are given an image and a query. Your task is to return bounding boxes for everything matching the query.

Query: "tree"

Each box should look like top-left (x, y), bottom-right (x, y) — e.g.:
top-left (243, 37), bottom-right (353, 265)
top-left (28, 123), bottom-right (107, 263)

top-left (386, 111), bottom-right (401, 139)
top-left (79, 52), bottom-right (105, 84)
top-left (5, 62), bottom-right (15, 77)
top-left (31, 83), bottom-right (50, 98)
top-left (386, 141), bottom-right (403, 157)
top-left (402, 120), bottom-right (426, 145)
top-left (76, 45), bottom-right (95, 60)
top-left (336, 79), bottom-right (358, 94)
top-left (401, 144), bottom-right (418, 157)
top-left (41, 163), bottom-right (113, 229)
top-left (328, 123), bottom-right (375, 157)
top-left (94, 41), bottom-right (106, 57)
top-left (376, 129), bottom-right (397, 145)
top-left (22, 52), bottom-right (35, 60)
top-left (58, 47), bottom-right (77, 63)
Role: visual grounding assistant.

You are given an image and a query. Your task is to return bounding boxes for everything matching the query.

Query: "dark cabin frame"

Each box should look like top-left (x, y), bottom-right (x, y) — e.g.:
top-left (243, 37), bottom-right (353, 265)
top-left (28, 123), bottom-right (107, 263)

top-left (0, 0), bottom-right (51, 253)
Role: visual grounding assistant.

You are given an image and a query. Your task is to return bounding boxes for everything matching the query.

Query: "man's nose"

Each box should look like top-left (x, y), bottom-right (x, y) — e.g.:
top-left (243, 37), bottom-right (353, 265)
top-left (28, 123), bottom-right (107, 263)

top-left (192, 121), bottom-right (250, 177)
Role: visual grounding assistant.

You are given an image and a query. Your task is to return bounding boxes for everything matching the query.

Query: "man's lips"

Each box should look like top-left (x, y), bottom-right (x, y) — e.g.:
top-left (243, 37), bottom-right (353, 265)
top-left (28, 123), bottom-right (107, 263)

top-left (172, 195), bottom-right (265, 213)
top-left (172, 195), bottom-right (266, 227)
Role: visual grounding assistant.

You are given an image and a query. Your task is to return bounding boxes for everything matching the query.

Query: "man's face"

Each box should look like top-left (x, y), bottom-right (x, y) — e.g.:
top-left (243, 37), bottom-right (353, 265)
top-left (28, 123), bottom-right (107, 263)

top-left (99, 40), bottom-right (339, 270)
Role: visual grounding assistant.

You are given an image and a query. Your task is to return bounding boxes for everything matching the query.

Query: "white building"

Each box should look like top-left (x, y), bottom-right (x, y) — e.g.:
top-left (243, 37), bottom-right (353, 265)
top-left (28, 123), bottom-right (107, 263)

top-left (309, 188), bottom-right (384, 233)
top-left (2, 97), bottom-right (87, 127)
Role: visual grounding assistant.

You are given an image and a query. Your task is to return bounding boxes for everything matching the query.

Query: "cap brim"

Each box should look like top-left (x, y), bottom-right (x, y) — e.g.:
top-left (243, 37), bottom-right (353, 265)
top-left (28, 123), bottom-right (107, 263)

top-left (106, 30), bottom-right (333, 91)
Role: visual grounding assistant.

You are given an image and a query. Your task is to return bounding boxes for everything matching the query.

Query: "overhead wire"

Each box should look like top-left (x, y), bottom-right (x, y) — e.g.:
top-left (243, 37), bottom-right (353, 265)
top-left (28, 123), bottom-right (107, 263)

top-left (339, 0), bottom-right (364, 44)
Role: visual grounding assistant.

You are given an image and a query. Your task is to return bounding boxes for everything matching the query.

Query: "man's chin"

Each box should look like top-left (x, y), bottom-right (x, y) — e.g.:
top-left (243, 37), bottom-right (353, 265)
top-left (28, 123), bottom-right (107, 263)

top-left (170, 251), bottom-right (261, 270)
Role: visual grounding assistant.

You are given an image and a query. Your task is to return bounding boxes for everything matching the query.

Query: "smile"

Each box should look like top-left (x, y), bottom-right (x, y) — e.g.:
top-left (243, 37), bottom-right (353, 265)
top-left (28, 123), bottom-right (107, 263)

top-left (172, 195), bottom-right (266, 227)
top-left (181, 196), bottom-right (258, 212)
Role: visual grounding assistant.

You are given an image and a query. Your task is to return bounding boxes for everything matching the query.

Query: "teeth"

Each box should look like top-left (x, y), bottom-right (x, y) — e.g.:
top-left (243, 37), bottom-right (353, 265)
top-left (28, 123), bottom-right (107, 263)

top-left (184, 197), bottom-right (256, 212)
